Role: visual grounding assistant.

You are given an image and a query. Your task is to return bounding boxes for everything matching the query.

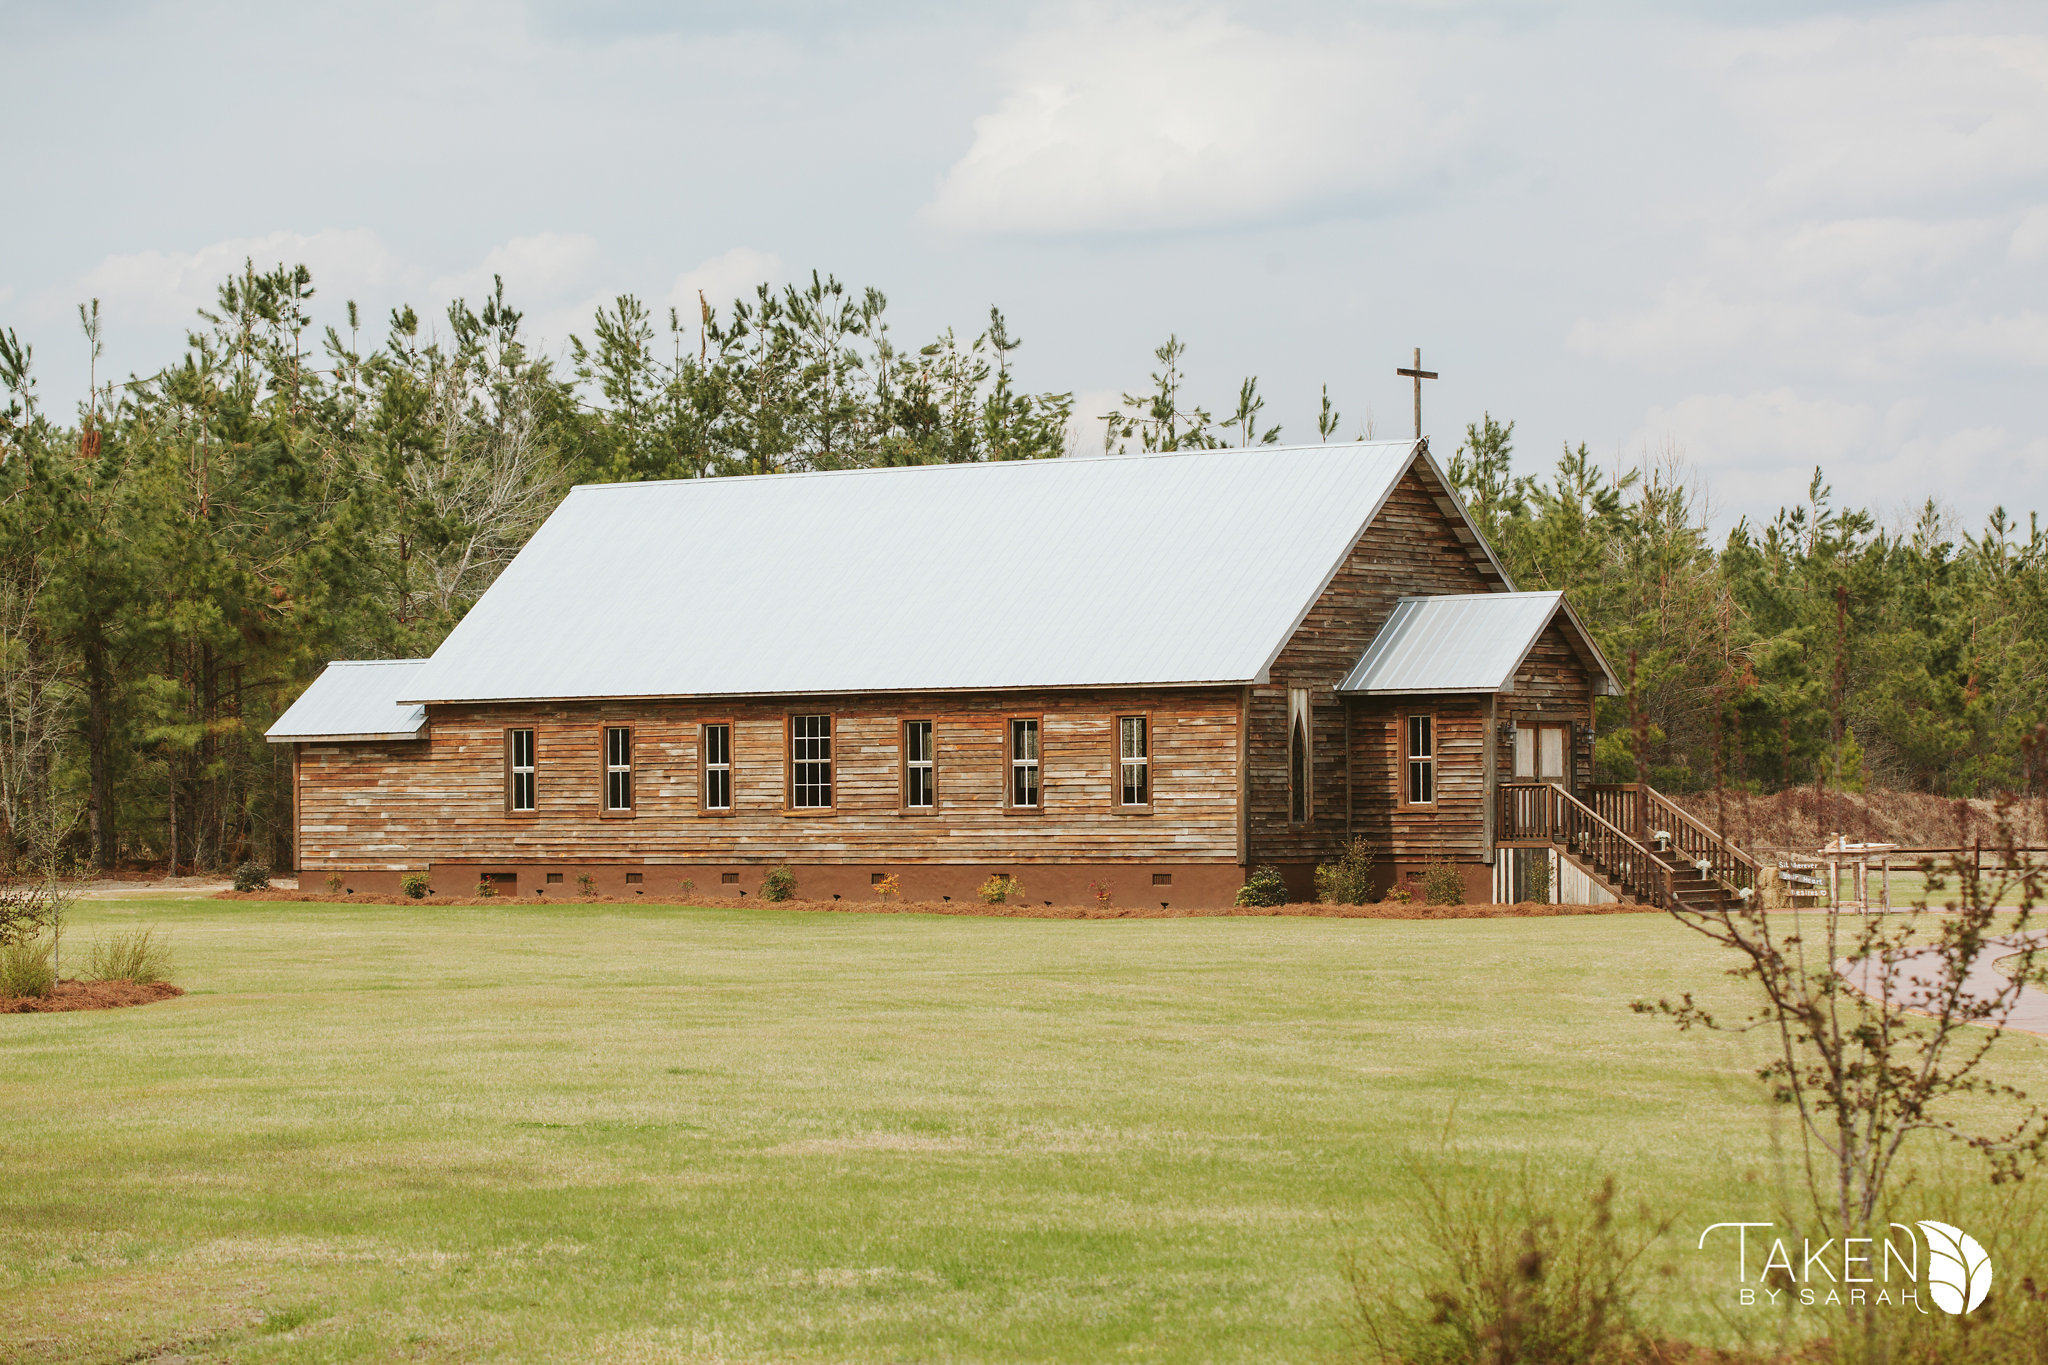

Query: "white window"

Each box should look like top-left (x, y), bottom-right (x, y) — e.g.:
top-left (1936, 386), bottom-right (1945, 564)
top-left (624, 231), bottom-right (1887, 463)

top-left (791, 715), bottom-right (832, 809)
top-left (1009, 718), bottom-right (1040, 808)
top-left (1513, 724), bottom-right (1569, 781)
top-left (702, 724), bottom-right (731, 811)
top-left (1118, 716), bottom-right (1149, 806)
top-left (904, 720), bottom-right (934, 809)
top-left (1405, 713), bottom-right (1435, 806)
top-left (507, 729), bottom-right (535, 812)
top-left (604, 726), bottom-right (633, 811)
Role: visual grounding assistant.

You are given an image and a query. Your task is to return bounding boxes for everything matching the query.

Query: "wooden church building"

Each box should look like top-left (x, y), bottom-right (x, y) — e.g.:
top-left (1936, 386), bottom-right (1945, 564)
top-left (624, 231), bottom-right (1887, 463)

top-left (268, 440), bottom-right (1624, 906)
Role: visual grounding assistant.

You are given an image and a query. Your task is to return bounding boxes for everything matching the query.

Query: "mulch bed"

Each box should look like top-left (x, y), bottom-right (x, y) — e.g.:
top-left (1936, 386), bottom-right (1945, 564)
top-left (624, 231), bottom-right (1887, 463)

top-left (212, 889), bottom-right (1653, 919)
top-left (0, 980), bottom-right (185, 1013)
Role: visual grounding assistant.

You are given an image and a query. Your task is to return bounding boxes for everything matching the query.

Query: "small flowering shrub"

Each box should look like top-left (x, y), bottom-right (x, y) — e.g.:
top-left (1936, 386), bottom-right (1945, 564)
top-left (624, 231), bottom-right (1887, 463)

top-left (1233, 865), bottom-right (1287, 907)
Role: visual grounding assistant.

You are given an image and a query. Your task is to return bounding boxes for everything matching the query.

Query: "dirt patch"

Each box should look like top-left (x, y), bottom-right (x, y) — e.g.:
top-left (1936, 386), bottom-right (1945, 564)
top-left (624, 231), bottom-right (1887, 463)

top-left (211, 888), bottom-right (1649, 919)
top-left (1667, 787), bottom-right (2047, 854)
top-left (0, 979), bottom-right (185, 1013)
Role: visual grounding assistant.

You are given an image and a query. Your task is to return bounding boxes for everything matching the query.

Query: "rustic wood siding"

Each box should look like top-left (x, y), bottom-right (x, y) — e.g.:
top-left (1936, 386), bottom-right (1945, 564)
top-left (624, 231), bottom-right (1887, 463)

top-left (1495, 619), bottom-right (1598, 794)
top-left (1248, 461), bottom-right (1494, 866)
top-left (295, 687), bottom-right (1242, 872)
top-left (1345, 698), bottom-right (1491, 860)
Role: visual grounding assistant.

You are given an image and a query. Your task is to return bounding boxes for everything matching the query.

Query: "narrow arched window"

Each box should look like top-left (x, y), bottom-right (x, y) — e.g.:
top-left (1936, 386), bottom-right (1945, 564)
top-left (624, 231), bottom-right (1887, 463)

top-left (1288, 687), bottom-right (1312, 824)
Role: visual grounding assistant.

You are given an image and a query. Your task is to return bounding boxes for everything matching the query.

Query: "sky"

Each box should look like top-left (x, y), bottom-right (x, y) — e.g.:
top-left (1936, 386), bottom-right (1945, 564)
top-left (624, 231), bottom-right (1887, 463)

top-left (3, 0), bottom-right (2045, 533)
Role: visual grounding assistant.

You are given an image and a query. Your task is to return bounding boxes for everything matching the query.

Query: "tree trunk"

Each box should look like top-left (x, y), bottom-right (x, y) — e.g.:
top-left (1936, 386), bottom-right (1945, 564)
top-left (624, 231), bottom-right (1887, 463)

top-left (84, 632), bottom-right (115, 870)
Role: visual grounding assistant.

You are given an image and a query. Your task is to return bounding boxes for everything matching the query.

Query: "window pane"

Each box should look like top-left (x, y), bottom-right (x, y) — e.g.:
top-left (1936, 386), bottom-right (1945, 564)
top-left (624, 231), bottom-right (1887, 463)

top-left (605, 727), bottom-right (631, 809)
top-left (1539, 727), bottom-right (1566, 779)
top-left (1010, 719), bottom-right (1039, 807)
top-left (1120, 716), bottom-right (1145, 759)
top-left (708, 767), bottom-right (730, 810)
top-left (905, 721), bottom-right (933, 808)
top-left (792, 716), bottom-right (832, 808)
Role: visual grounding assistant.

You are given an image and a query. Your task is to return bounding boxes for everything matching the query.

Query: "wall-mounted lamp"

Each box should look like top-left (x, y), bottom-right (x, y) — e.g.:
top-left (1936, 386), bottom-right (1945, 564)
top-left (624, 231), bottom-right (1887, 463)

top-left (1575, 722), bottom-right (1595, 748)
top-left (1498, 718), bottom-right (1518, 744)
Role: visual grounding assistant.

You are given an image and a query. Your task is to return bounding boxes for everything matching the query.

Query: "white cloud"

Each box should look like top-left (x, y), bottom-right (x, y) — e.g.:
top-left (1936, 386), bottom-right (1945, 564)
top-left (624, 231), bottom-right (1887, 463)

top-left (79, 228), bottom-right (397, 326)
top-left (1706, 24), bottom-right (2048, 213)
top-left (666, 246), bottom-right (782, 317)
top-left (922, 9), bottom-right (1459, 235)
top-left (1628, 387), bottom-right (2039, 519)
top-left (431, 231), bottom-right (602, 307)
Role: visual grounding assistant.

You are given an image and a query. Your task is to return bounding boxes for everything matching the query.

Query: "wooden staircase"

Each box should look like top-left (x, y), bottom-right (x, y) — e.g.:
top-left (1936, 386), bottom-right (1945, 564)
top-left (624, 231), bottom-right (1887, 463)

top-left (1496, 781), bottom-right (1757, 912)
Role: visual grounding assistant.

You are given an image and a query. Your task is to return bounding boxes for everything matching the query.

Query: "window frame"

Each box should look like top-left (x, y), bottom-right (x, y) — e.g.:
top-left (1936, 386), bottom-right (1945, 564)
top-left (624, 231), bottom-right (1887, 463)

top-left (900, 718), bottom-right (936, 813)
top-left (1399, 710), bottom-right (1437, 810)
top-left (601, 724), bottom-right (635, 817)
top-left (1114, 712), bottom-right (1152, 812)
top-left (699, 720), bottom-right (734, 816)
top-left (1005, 715), bottom-right (1043, 814)
top-left (1287, 687), bottom-right (1313, 826)
top-left (786, 713), bottom-right (835, 813)
top-left (504, 727), bottom-right (536, 815)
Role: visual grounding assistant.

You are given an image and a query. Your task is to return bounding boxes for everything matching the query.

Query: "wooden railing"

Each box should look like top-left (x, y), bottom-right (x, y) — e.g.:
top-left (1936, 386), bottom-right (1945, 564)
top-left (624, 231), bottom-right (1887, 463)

top-left (1640, 787), bottom-right (1760, 895)
top-left (1497, 781), bottom-right (1677, 907)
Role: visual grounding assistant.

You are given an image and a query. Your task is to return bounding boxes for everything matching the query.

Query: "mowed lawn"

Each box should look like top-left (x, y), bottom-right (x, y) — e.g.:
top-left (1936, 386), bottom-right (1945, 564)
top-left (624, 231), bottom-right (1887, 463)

top-left (3, 900), bottom-right (2035, 1364)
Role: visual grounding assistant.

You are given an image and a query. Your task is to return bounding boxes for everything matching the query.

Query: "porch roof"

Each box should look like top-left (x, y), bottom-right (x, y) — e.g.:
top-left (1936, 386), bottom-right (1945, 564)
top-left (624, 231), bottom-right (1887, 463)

top-left (1335, 591), bottom-right (1619, 697)
top-left (265, 659), bottom-right (430, 742)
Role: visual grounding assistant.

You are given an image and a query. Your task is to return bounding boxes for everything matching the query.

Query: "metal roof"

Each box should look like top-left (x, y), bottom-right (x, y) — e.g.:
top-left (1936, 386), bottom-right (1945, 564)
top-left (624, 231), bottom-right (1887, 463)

top-left (397, 440), bottom-right (1491, 704)
top-left (1335, 591), bottom-right (1620, 696)
top-left (265, 659), bottom-right (430, 742)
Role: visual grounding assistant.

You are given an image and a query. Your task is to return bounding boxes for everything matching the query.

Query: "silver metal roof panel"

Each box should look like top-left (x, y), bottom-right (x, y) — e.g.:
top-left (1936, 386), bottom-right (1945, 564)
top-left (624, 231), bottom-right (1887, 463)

top-left (265, 659), bottom-right (430, 742)
top-left (399, 441), bottom-right (1448, 704)
top-left (1336, 591), bottom-right (1618, 696)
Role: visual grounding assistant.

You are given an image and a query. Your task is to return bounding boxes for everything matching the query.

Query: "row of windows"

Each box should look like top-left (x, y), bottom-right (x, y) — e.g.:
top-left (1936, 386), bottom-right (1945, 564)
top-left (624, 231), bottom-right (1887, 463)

top-left (501, 715), bottom-right (1150, 815)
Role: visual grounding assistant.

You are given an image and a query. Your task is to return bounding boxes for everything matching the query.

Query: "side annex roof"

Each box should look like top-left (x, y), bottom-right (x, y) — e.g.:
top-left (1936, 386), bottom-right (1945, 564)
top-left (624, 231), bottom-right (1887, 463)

top-left (1335, 591), bottom-right (1619, 697)
top-left (264, 659), bottom-right (430, 742)
top-left (395, 440), bottom-right (1510, 704)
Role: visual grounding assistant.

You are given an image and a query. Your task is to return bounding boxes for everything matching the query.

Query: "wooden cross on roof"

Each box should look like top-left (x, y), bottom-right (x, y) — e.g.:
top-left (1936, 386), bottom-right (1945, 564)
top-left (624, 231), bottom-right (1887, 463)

top-left (1395, 347), bottom-right (1438, 440)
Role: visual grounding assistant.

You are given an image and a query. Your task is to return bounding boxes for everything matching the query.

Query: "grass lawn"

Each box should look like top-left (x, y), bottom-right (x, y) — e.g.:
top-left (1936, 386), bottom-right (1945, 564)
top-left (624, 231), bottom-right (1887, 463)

top-left (2, 899), bottom-right (2040, 1364)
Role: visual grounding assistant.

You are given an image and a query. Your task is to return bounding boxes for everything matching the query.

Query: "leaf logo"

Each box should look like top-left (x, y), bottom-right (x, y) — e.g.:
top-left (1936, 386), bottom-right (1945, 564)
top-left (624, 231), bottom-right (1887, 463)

top-left (1917, 1220), bottom-right (1992, 1315)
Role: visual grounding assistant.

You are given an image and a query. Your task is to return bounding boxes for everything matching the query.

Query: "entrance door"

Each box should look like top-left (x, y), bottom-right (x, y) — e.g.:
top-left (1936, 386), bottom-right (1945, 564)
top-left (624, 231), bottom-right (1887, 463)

top-left (1513, 724), bottom-right (1570, 784)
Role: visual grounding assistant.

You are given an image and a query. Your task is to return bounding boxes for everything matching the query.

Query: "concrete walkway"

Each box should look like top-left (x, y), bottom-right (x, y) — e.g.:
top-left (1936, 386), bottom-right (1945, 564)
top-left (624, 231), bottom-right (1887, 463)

top-left (1836, 928), bottom-right (2048, 1038)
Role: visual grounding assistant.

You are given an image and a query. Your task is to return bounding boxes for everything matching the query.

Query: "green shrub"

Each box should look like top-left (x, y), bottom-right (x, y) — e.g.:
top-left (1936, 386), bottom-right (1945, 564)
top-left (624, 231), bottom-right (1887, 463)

top-left (1233, 865), bottom-right (1287, 907)
top-left (323, 872), bottom-right (344, 893)
top-left (231, 861), bottom-right (270, 892)
top-left (1420, 858), bottom-right (1465, 906)
top-left (1313, 839), bottom-right (1378, 905)
top-left (85, 928), bottom-right (172, 985)
top-left (0, 937), bottom-right (55, 999)
top-left (400, 872), bottom-right (430, 900)
top-left (761, 865), bottom-right (798, 902)
top-left (576, 872), bottom-right (598, 898)
top-left (1345, 1169), bottom-right (1667, 1365)
top-left (1381, 883), bottom-right (1413, 904)
top-left (977, 873), bottom-right (1020, 905)
top-left (1525, 855), bottom-right (1553, 906)
top-left (474, 879), bottom-right (497, 899)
